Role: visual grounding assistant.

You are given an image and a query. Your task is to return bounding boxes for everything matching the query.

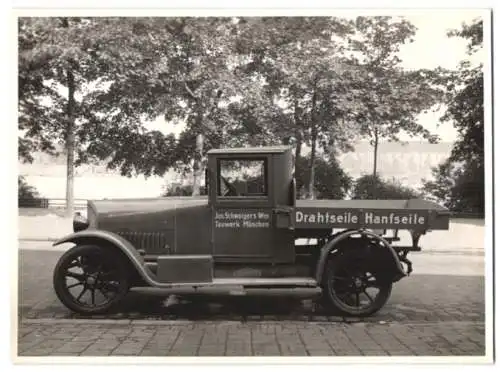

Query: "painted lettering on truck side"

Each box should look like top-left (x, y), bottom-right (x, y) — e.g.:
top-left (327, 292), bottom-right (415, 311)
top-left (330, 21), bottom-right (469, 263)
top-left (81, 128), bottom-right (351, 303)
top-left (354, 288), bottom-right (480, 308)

top-left (295, 209), bottom-right (427, 227)
top-left (214, 209), bottom-right (271, 228)
top-left (212, 208), bottom-right (428, 228)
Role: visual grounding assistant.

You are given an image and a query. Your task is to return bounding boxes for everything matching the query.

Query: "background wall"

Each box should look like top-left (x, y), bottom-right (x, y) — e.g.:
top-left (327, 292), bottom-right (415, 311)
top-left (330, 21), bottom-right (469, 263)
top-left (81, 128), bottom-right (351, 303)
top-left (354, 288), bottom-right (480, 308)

top-left (19, 141), bottom-right (453, 200)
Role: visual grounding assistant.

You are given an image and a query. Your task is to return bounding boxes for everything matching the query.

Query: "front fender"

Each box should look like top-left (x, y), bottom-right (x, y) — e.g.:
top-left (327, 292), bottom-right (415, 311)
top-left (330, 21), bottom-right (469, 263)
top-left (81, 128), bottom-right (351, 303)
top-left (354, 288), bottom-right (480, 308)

top-left (53, 229), bottom-right (155, 284)
top-left (315, 229), bottom-right (406, 284)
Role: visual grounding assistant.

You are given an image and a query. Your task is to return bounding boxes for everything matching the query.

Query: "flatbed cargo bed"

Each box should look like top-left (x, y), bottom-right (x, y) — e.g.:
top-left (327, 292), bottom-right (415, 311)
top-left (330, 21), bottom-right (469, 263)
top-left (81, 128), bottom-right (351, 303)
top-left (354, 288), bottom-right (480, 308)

top-left (294, 198), bottom-right (450, 230)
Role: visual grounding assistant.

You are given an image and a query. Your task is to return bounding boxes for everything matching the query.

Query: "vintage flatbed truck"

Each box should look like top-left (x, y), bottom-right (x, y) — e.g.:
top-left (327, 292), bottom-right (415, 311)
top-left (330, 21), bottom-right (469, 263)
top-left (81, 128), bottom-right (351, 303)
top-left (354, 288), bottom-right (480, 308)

top-left (52, 145), bottom-right (450, 317)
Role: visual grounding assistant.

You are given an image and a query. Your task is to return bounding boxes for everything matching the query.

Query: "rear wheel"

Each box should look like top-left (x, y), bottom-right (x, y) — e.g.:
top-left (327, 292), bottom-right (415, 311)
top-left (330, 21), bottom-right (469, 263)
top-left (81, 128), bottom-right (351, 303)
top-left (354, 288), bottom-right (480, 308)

top-left (53, 244), bottom-right (130, 315)
top-left (321, 251), bottom-right (392, 317)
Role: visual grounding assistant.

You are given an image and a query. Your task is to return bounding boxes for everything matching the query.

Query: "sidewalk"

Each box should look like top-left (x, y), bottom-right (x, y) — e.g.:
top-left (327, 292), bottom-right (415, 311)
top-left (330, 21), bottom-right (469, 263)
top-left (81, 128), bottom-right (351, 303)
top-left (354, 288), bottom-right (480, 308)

top-left (19, 213), bottom-right (72, 242)
top-left (17, 319), bottom-right (486, 357)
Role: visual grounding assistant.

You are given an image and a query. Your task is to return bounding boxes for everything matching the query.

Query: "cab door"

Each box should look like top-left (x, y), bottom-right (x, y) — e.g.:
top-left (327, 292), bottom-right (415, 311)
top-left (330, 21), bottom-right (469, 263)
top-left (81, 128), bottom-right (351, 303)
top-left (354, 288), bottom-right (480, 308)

top-left (209, 154), bottom-right (294, 263)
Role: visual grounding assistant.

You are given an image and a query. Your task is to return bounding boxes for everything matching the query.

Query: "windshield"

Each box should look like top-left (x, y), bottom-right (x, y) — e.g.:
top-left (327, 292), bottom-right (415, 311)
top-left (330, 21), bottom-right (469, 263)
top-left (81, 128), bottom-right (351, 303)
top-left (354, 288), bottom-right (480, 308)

top-left (218, 158), bottom-right (267, 197)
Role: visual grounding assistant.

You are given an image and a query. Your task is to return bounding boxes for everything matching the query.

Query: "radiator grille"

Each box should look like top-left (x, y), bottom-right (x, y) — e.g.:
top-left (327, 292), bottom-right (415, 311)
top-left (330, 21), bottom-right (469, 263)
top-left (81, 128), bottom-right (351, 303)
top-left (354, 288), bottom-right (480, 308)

top-left (115, 231), bottom-right (172, 254)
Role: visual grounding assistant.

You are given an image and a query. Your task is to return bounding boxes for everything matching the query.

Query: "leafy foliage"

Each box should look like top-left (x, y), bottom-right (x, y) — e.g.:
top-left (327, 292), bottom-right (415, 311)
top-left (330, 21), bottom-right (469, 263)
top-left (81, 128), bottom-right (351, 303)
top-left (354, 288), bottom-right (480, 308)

top-left (422, 18), bottom-right (484, 214)
top-left (18, 17), bottom-right (177, 213)
top-left (19, 16), bottom-right (470, 206)
top-left (345, 17), bottom-right (445, 176)
top-left (295, 155), bottom-right (352, 200)
top-left (442, 20), bottom-right (484, 167)
top-left (421, 159), bottom-right (484, 213)
top-left (351, 174), bottom-right (422, 200)
top-left (18, 176), bottom-right (40, 200)
top-left (79, 18), bottom-right (273, 193)
top-left (162, 183), bottom-right (207, 197)
top-left (231, 18), bottom-right (361, 197)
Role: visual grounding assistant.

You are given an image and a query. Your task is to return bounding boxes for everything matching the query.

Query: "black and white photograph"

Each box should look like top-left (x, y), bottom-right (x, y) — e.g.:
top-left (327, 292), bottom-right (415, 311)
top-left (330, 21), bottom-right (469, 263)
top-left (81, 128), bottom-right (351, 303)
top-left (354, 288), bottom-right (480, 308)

top-left (10, 1), bottom-right (493, 366)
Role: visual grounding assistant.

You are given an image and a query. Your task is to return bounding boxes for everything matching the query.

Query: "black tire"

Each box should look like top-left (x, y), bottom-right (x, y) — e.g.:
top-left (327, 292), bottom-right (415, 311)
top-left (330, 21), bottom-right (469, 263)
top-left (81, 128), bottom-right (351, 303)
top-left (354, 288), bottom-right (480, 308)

top-left (53, 244), bottom-right (130, 315)
top-left (321, 251), bottom-right (393, 317)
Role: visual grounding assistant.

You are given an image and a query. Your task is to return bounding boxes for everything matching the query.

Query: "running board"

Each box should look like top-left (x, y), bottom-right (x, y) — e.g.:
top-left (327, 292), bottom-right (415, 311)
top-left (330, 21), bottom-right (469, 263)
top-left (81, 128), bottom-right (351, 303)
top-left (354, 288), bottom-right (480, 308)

top-left (133, 277), bottom-right (318, 290)
top-left (213, 277), bottom-right (317, 287)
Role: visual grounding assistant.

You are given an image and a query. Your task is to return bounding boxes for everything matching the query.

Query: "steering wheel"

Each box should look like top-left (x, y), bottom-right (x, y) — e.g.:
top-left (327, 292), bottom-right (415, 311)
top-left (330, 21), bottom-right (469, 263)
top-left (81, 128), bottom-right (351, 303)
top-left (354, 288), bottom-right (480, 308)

top-left (221, 176), bottom-right (239, 196)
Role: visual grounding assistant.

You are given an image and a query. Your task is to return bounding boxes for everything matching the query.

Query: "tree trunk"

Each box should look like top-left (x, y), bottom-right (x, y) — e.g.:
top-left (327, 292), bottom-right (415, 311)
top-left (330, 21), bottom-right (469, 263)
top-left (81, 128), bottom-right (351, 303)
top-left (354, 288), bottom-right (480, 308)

top-left (308, 127), bottom-right (317, 200)
top-left (293, 99), bottom-right (302, 175)
top-left (191, 105), bottom-right (204, 196)
top-left (294, 135), bottom-right (302, 174)
top-left (372, 127), bottom-right (379, 177)
top-left (65, 68), bottom-right (76, 217)
top-left (372, 127), bottom-right (379, 199)
top-left (191, 133), bottom-right (204, 196)
top-left (307, 89), bottom-right (318, 200)
top-left (282, 136), bottom-right (292, 146)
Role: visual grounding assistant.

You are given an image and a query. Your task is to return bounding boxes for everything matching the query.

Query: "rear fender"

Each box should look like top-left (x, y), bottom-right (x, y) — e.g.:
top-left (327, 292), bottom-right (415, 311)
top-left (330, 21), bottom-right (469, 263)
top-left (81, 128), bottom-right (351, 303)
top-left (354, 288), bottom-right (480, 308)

top-left (315, 229), bottom-right (406, 284)
top-left (53, 229), bottom-right (154, 285)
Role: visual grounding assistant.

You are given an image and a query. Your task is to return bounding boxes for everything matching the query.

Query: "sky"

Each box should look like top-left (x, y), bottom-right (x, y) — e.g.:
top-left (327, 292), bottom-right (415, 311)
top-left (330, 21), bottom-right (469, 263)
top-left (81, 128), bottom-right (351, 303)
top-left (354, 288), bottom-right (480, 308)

top-left (397, 11), bottom-right (485, 142)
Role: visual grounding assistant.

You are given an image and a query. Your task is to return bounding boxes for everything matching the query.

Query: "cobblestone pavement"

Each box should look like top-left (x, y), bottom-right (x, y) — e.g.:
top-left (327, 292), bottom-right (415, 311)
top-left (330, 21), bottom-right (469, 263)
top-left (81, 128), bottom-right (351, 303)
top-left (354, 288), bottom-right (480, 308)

top-left (17, 320), bottom-right (485, 357)
top-left (16, 247), bottom-right (487, 357)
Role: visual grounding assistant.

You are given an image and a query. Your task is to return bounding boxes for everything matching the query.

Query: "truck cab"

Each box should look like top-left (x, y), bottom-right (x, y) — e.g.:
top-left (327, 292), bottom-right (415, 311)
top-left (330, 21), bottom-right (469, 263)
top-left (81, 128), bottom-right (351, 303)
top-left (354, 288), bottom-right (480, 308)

top-left (206, 146), bottom-right (296, 263)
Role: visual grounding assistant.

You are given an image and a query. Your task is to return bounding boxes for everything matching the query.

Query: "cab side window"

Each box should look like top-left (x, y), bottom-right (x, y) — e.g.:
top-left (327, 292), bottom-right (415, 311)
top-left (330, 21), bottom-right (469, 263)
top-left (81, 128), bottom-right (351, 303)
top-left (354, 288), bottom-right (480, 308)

top-left (217, 158), bottom-right (267, 197)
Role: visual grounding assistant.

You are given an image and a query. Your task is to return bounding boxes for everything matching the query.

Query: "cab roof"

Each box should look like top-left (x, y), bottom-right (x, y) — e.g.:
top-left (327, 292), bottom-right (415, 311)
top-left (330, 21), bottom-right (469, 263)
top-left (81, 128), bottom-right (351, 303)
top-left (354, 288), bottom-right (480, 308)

top-left (207, 145), bottom-right (293, 155)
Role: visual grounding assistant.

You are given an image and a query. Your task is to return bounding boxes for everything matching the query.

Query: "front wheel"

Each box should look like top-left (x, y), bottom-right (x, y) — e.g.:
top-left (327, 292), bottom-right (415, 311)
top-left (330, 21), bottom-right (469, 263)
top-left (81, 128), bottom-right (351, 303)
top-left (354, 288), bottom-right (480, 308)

top-left (53, 244), bottom-right (130, 315)
top-left (321, 251), bottom-right (393, 317)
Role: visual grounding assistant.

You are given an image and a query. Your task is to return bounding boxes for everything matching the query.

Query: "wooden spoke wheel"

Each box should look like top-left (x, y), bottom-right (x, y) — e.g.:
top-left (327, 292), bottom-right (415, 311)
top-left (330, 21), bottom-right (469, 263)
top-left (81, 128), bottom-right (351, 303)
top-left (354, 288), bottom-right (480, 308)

top-left (53, 245), bottom-right (130, 315)
top-left (321, 252), bottom-right (392, 317)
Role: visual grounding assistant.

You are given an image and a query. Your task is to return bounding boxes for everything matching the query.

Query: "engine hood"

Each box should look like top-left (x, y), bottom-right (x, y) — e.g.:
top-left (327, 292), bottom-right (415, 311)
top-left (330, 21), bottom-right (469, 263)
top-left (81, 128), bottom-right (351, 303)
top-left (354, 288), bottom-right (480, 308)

top-left (89, 196), bottom-right (209, 218)
top-left (87, 196), bottom-right (209, 232)
top-left (83, 196), bottom-right (211, 256)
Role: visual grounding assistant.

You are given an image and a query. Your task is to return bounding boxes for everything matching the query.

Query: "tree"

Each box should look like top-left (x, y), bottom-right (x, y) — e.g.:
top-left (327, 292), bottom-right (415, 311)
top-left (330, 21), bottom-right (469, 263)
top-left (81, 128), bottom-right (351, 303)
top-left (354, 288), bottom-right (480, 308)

top-left (346, 16), bottom-right (445, 177)
top-left (421, 159), bottom-right (483, 213)
top-left (234, 17), bottom-right (356, 198)
top-left (421, 18), bottom-right (484, 214)
top-left (295, 155), bottom-right (352, 199)
top-left (443, 19), bottom-right (484, 167)
top-left (19, 17), bottom-right (90, 216)
top-left (421, 159), bottom-right (456, 208)
top-left (18, 19), bottom-right (59, 162)
top-left (18, 17), bottom-right (176, 216)
top-left (240, 17), bottom-right (445, 199)
top-left (84, 17), bottom-right (265, 196)
top-left (18, 176), bottom-right (48, 208)
top-left (449, 160), bottom-right (484, 213)
top-left (352, 174), bottom-right (422, 200)
top-left (162, 183), bottom-right (207, 197)
top-left (86, 17), bottom-right (357, 198)
top-left (18, 176), bottom-right (40, 200)
top-left (18, 16), bottom-right (453, 207)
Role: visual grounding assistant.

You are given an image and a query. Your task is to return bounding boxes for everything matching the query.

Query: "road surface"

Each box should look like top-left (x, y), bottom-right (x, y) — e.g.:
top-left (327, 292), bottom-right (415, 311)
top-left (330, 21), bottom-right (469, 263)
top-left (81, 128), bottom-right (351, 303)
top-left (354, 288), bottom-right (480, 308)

top-left (16, 241), bottom-right (487, 358)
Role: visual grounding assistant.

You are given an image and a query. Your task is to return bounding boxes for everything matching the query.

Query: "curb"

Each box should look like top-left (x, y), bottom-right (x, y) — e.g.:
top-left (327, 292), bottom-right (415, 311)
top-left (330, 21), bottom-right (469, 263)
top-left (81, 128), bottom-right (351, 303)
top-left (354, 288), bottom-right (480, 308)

top-left (414, 250), bottom-right (484, 256)
top-left (18, 318), bottom-right (485, 327)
